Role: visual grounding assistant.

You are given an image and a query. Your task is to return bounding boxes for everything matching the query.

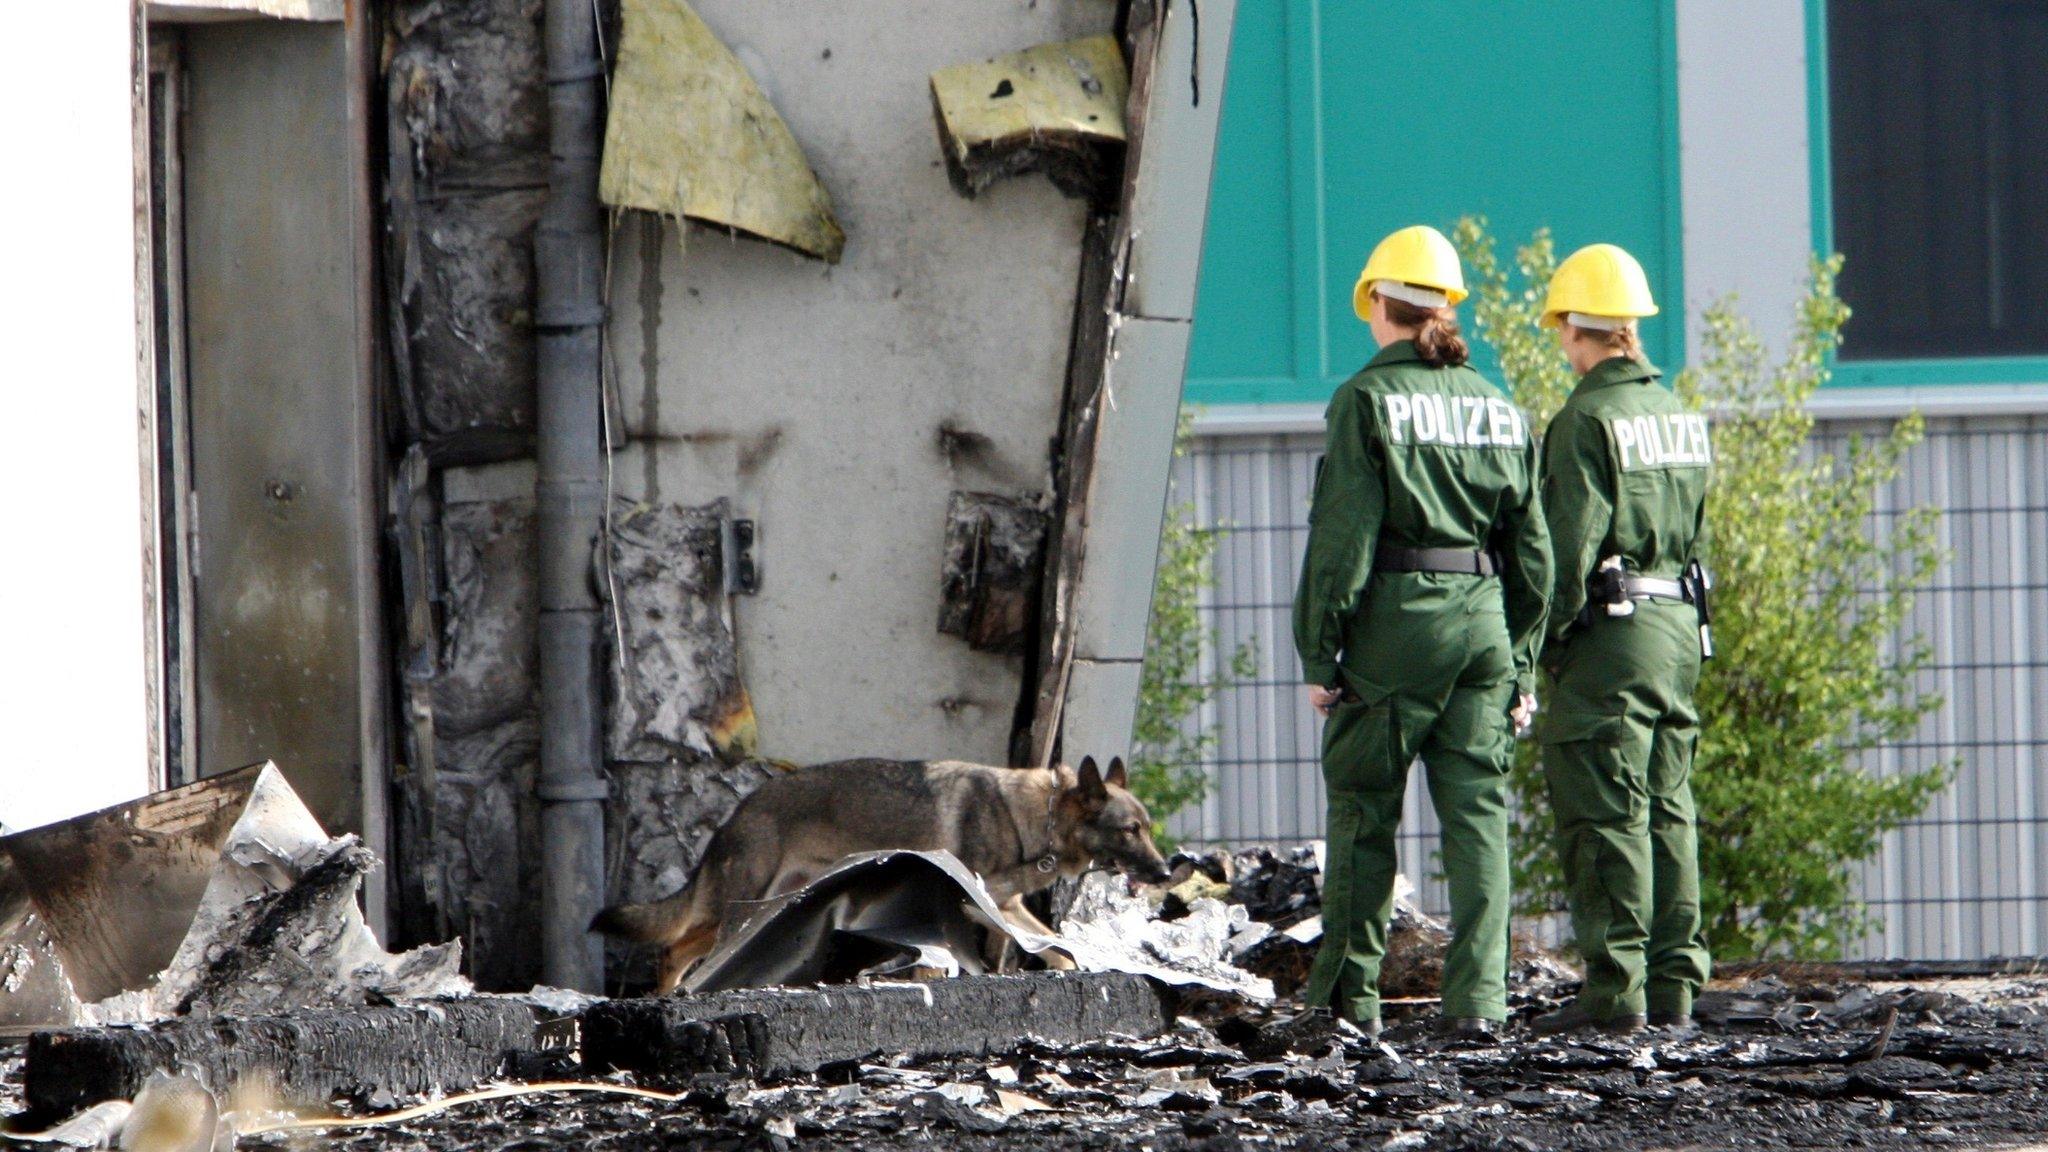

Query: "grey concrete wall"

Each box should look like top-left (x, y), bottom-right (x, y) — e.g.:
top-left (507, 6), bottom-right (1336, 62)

top-left (1675, 0), bottom-right (1813, 360)
top-left (182, 21), bottom-right (374, 831)
top-left (606, 0), bottom-right (1116, 767)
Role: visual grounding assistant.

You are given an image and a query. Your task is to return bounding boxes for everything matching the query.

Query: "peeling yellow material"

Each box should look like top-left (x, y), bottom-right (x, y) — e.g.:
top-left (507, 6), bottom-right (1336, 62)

top-left (601, 0), bottom-right (845, 262)
top-left (930, 36), bottom-right (1129, 198)
top-left (713, 687), bottom-right (760, 761)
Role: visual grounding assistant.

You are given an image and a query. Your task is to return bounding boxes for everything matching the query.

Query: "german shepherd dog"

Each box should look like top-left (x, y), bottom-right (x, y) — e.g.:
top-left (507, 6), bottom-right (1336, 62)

top-left (590, 756), bottom-right (1170, 993)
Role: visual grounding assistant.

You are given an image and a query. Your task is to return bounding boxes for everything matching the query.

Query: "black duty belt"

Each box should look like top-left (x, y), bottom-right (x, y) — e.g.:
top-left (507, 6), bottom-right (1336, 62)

top-left (1376, 545), bottom-right (1499, 577)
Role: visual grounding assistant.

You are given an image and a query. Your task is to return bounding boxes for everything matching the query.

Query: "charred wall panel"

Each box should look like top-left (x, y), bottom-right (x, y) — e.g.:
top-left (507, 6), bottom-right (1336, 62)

top-left (601, 499), bottom-right (770, 962)
top-left (406, 482), bottom-right (766, 988)
top-left (386, 0), bottom-right (549, 463)
top-left (425, 495), bottom-right (542, 989)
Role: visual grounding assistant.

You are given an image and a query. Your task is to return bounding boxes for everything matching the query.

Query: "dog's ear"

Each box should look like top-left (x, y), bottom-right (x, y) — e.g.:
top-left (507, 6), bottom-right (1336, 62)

top-left (1105, 757), bottom-right (1127, 789)
top-left (1075, 756), bottom-right (1107, 804)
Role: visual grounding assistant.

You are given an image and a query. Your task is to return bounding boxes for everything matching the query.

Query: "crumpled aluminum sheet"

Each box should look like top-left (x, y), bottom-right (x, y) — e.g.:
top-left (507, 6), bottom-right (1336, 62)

top-left (680, 850), bottom-right (1272, 999)
top-left (0, 849), bottom-right (81, 1032)
top-left (0, 763), bottom-right (467, 1027)
top-left (680, 850), bottom-right (1038, 994)
top-left (1060, 872), bottom-right (1276, 1001)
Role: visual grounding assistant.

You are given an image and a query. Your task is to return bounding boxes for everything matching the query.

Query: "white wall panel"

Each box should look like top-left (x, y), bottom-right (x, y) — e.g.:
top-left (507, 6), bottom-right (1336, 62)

top-left (1675, 0), bottom-right (1813, 360)
top-left (0, 6), bottom-right (153, 830)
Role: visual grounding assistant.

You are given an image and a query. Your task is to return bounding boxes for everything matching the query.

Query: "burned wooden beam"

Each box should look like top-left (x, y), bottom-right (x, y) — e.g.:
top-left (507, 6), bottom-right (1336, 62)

top-left (387, 445), bottom-right (446, 952)
top-left (582, 971), bottom-right (1169, 1081)
top-left (21, 1000), bottom-right (542, 1123)
top-left (168, 839), bottom-right (465, 1018)
top-left (1016, 6), bottom-right (1166, 769)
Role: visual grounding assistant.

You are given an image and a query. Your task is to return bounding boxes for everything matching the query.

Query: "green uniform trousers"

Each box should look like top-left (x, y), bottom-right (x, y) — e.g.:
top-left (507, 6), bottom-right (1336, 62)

top-left (1307, 574), bottom-right (1516, 1024)
top-left (1540, 601), bottom-right (1712, 1019)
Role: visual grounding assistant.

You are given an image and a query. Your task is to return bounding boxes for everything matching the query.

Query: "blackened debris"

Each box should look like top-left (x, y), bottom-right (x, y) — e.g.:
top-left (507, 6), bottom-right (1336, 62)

top-left (1163, 846), bottom-right (1578, 1004)
top-left (45, 975), bottom-right (2032, 1152)
top-left (172, 839), bottom-right (465, 1019)
top-left (939, 493), bottom-right (1049, 654)
top-left (584, 972), bottom-right (1168, 1082)
top-left (19, 999), bottom-right (541, 1124)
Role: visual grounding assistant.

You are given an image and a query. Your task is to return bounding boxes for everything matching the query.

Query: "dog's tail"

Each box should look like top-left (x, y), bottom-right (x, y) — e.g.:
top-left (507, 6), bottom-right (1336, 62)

top-left (588, 888), bottom-right (694, 944)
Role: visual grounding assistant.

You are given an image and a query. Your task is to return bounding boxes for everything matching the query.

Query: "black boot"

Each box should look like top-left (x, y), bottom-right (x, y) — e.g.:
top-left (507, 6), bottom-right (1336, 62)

top-left (1304, 1005), bottom-right (1381, 1038)
top-left (1434, 1016), bottom-right (1498, 1041)
top-left (1531, 1000), bottom-right (1646, 1037)
top-left (1649, 1010), bottom-right (1697, 1034)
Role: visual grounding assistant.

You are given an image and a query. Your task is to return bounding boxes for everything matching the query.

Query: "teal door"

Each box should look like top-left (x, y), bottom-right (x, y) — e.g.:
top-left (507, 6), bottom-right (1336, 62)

top-left (1188, 1), bottom-right (1685, 407)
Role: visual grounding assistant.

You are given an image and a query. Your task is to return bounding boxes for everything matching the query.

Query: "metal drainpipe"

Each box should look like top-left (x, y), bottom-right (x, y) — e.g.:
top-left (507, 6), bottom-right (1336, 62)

top-left (534, 0), bottom-right (609, 992)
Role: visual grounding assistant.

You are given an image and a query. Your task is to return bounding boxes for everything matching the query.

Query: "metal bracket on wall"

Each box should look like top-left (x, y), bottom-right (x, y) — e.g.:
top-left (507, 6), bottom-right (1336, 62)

top-left (720, 515), bottom-right (760, 595)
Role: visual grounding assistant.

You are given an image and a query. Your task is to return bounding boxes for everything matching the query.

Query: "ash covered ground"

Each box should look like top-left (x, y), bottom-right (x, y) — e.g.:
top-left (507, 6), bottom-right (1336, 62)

top-left (12, 975), bottom-right (2048, 1151)
top-left (10, 848), bottom-right (2048, 1150)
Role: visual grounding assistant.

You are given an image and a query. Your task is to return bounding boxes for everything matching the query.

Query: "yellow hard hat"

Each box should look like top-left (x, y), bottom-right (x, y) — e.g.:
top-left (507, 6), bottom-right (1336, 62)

top-left (1352, 225), bottom-right (1468, 321)
top-left (1541, 243), bottom-right (1658, 329)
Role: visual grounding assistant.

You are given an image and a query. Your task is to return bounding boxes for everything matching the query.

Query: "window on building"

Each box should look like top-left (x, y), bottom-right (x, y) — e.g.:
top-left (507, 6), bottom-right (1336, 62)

top-left (1829, 1), bottom-right (2048, 361)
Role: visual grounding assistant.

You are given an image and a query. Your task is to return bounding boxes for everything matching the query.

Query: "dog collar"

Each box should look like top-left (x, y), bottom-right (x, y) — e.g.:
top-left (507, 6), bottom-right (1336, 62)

top-left (1031, 792), bottom-right (1061, 874)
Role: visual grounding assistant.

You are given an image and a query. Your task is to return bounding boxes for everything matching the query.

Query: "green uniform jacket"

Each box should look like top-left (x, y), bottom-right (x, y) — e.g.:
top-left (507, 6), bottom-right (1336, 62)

top-left (1293, 341), bottom-right (1552, 697)
top-left (1540, 356), bottom-right (1711, 654)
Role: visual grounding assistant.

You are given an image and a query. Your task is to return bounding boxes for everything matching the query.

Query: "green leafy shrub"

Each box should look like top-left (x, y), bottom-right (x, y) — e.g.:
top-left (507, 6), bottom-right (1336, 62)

top-left (1454, 218), bottom-right (1951, 959)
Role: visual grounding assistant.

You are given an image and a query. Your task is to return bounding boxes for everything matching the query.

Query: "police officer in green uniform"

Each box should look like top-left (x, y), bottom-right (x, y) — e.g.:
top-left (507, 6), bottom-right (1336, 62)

top-left (1530, 244), bottom-right (1713, 1037)
top-left (1294, 225), bottom-right (1552, 1039)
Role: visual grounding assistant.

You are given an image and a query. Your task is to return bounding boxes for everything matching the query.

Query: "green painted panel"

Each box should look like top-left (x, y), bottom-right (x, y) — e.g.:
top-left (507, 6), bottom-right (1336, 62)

top-left (1184, 0), bottom-right (1293, 381)
top-left (1829, 357), bottom-right (2048, 389)
top-left (1187, 0), bottom-right (1684, 408)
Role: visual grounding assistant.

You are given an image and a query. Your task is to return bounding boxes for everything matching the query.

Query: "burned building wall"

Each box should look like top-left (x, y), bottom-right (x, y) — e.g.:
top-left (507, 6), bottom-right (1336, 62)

top-left (383, 6), bottom-right (555, 968)
top-left (419, 482), bottom-right (542, 989)
top-left (385, 0), bottom-right (549, 464)
top-left (401, 463), bottom-right (769, 987)
top-left (385, 0), bottom-right (1126, 989)
top-left (600, 498), bottom-right (770, 920)
top-left (605, 0), bottom-right (1110, 770)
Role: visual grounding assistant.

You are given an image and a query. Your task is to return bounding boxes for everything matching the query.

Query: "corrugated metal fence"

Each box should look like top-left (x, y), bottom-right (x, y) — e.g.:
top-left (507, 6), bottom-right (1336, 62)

top-left (1169, 415), bottom-right (2048, 961)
